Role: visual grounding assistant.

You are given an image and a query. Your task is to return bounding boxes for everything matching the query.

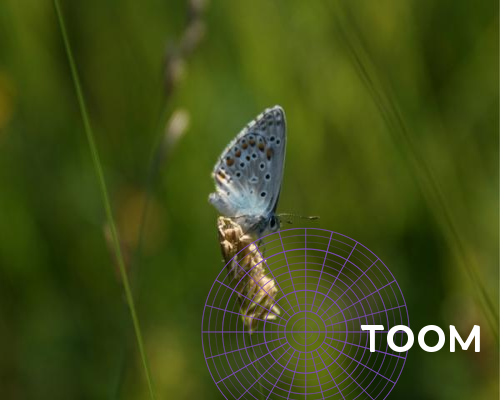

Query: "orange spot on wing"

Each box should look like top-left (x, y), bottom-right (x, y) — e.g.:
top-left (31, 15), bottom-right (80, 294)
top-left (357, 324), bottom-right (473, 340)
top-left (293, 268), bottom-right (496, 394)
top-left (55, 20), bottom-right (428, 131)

top-left (266, 148), bottom-right (273, 160)
top-left (226, 158), bottom-right (234, 166)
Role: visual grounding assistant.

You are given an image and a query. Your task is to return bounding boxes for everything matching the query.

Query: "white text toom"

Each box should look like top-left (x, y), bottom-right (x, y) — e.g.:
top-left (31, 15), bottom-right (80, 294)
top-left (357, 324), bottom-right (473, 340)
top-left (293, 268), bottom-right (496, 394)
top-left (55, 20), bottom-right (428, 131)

top-left (361, 325), bottom-right (480, 353)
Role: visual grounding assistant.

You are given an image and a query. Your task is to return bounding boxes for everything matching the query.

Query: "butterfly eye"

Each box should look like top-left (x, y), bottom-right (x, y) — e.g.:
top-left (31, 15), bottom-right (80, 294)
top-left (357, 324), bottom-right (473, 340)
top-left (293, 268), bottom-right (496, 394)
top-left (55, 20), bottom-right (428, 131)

top-left (269, 217), bottom-right (277, 229)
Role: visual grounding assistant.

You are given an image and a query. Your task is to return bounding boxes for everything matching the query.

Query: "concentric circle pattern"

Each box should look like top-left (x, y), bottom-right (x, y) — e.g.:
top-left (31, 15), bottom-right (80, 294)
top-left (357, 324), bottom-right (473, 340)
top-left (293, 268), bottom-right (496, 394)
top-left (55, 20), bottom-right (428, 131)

top-left (203, 229), bottom-right (409, 399)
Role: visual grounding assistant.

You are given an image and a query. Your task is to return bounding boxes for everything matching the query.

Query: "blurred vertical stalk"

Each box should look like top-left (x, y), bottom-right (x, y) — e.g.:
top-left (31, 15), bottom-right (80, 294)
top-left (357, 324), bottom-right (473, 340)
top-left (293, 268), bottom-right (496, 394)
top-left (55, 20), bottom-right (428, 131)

top-left (53, 1), bottom-right (157, 399)
top-left (249, 333), bottom-right (265, 400)
top-left (217, 217), bottom-right (281, 400)
top-left (133, 109), bottom-right (190, 288)
top-left (331, 2), bottom-right (498, 340)
top-left (134, 0), bottom-right (208, 276)
top-left (115, 1), bottom-right (208, 397)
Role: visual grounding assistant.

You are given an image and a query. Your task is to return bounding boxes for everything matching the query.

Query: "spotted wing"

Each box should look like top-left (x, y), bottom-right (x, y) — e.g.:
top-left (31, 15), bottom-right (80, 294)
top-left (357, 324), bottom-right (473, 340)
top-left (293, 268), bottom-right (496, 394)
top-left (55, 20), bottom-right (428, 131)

top-left (209, 106), bottom-right (286, 222)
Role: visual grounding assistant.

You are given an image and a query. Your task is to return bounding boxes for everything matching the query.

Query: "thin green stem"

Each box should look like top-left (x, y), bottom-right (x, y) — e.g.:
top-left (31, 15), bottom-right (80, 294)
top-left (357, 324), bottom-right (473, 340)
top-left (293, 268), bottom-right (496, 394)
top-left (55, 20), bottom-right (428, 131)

top-left (330, 2), bottom-right (498, 340)
top-left (248, 333), bottom-right (265, 400)
top-left (53, 1), bottom-right (156, 398)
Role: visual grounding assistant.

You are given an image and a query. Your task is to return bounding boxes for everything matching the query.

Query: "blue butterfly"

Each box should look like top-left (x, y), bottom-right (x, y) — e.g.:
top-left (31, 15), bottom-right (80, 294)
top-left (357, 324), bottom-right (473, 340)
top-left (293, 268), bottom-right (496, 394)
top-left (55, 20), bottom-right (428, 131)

top-left (209, 106), bottom-right (286, 236)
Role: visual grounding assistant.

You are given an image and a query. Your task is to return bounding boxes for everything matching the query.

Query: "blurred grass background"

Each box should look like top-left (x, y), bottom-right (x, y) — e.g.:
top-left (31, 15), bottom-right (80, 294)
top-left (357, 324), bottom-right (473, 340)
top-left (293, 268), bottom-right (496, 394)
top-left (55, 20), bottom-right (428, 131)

top-left (0, 0), bottom-right (498, 399)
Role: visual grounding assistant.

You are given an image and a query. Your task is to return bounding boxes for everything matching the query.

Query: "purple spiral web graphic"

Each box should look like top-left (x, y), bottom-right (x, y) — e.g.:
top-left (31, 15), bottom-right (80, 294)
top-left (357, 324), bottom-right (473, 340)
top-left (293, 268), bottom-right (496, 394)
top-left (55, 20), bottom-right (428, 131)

top-left (202, 228), bottom-right (409, 399)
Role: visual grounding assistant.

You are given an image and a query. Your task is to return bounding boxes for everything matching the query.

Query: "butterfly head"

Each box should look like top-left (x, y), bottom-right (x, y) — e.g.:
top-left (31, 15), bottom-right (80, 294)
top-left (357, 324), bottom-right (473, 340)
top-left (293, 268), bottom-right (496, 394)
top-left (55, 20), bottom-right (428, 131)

top-left (251, 213), bottom-right (281, 236)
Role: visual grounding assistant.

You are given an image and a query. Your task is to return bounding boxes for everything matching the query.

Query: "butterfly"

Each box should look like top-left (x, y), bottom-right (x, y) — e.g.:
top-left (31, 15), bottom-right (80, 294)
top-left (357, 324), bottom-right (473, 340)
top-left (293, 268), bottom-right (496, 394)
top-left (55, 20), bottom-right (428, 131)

top-left (209, 106), bottom-right (286, 236)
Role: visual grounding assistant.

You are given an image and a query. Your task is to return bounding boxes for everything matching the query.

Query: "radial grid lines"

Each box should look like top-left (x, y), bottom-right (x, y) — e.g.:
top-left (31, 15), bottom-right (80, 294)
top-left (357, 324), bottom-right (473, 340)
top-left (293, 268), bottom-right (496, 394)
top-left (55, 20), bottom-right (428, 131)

top-left (202, 229), bottom-right (409, 399)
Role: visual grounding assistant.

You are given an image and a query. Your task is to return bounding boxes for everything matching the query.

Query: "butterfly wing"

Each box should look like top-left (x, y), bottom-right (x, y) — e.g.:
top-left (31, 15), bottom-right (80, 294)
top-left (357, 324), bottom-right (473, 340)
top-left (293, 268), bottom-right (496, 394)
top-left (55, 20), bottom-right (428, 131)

top-left (209, 106), bottom-right (286, 229)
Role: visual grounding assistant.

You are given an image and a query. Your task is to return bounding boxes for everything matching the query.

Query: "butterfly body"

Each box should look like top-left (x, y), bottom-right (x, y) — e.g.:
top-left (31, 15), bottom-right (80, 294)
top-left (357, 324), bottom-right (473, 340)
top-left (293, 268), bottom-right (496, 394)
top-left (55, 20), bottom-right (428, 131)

top-left (209, 106), bottom-right (286, 236)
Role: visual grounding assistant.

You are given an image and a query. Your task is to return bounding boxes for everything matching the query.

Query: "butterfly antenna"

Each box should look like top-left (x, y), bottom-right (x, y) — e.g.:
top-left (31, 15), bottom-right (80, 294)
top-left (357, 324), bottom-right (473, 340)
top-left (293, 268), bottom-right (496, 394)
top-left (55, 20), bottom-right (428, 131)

top-left (278, 213), bottom-right (320, 222)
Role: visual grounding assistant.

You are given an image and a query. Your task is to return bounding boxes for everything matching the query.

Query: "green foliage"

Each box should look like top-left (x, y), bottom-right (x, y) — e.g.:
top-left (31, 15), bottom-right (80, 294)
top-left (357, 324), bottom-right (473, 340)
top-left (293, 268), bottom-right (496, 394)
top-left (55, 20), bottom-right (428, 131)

top-left (0, 0), bottom-right (497, 399)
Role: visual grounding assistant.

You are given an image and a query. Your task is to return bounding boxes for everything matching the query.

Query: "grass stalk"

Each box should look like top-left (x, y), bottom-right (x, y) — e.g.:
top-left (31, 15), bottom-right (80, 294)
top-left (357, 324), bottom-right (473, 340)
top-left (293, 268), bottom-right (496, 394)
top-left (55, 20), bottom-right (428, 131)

top-left (249, 333), bottom-right (265, 400)
top-left (53, 1), bottom-right (156, 398)
top-left (331, 3), bottom-right (498, 340)
top-left (218, 218), bottom-right (279, 399)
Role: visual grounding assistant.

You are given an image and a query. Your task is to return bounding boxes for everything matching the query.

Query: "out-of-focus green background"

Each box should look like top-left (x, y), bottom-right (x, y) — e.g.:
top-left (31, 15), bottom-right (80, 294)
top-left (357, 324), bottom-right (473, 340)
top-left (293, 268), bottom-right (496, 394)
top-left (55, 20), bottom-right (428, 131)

top-left (0, 0), bottom-right (497, 399)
